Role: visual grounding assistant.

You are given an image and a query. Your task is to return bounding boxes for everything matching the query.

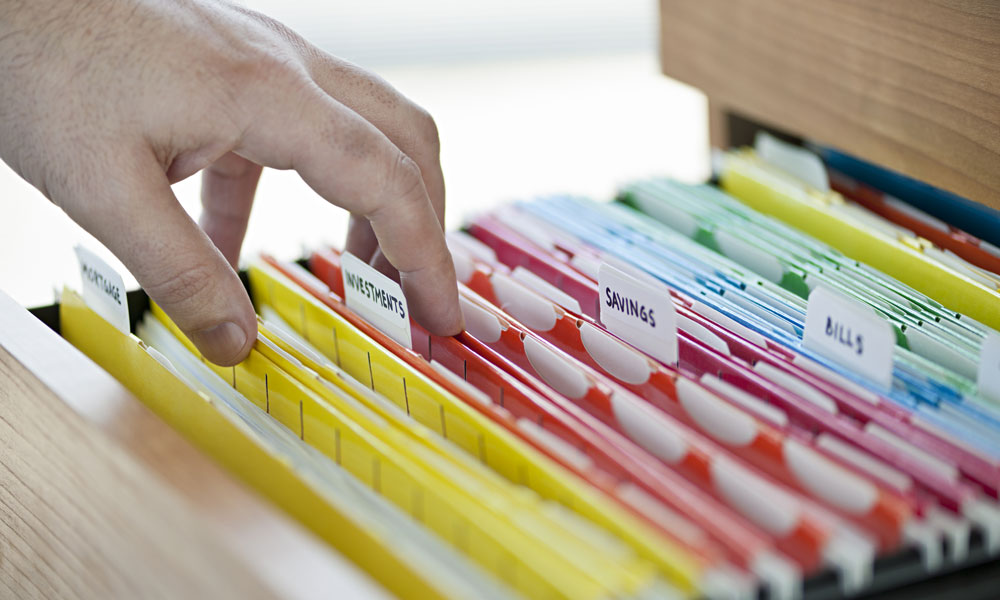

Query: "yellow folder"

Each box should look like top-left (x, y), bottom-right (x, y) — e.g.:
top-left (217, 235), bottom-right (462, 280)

top-left (720, 149), bottom-right (1000, 330)
top-left (246, 260), bottom-right (704, 596)
top-left (150, 301), bottom-right (656, 599)
top-left (59, 287), bottom-right (460, 600)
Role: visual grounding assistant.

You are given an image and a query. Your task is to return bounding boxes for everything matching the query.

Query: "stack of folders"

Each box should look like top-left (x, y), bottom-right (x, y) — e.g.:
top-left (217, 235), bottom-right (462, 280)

top-left (61, 138), bottom-right (1000, 600)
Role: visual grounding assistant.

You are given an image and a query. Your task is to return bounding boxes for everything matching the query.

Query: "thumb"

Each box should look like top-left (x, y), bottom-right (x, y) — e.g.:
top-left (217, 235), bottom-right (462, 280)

top-left (62, 150), bottom-right (257, 366)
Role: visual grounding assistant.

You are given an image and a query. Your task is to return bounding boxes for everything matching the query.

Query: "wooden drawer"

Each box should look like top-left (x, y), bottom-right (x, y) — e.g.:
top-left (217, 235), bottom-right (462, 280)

top-left (659, 0), bottom-right (1000, 209)
top-left (0, 290), bottom-right (387, 600)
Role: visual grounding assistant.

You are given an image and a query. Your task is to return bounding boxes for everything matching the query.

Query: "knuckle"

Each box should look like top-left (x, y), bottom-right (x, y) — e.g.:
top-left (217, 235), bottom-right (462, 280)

top-left (250, 51), bottom-right (305, 85)
top-left (207, 49), bottom-right (307, 138)
top-left (246, 8), bottom-right (311, 54)
top-left (217, 37), bottom-right (305, 92)
top-left (411, 106), bottom-right (440, 155)
top-left (143, 259), bottom-right (218, 316)
top-left (394, 103), bottom-right (439, 162)
top-left (426, 235), bottom-right (456, 269)
top-left (365, 151), bottom-right (425, 218)
top-left (226, 3), bottom-right (312, 58)
top-left (386, 152), bottom-right (426, 206)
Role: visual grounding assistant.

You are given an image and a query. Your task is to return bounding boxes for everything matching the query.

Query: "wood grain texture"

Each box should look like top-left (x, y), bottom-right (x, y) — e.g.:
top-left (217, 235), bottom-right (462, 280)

top-left (0, 291), bottom-right (387, 600)
top-left (660, 0), bottom-right (1000, 208)
top-left (707, 101), bottom-right (731, 151)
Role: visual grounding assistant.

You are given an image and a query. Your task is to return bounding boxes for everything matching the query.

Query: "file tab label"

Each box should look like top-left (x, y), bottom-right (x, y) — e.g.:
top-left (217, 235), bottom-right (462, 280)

top-left (74, 245), bottom-right (130, 334)
top-left (803, 286), bottom-right (894, 390)
top-left (598, 262), bottom-right (677, 365)
top-left (341, 251), bottom-right (412, 349)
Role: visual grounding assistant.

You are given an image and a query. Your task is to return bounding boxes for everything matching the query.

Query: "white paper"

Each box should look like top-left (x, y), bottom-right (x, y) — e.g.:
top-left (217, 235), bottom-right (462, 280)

top-left (597, 262), bottom-right (677, 366)
top-left (340, 251), bottom-right (412, 349)
top-left (803, 286), bottom-right (894, 391)
top-left (977, 330), bottom-right (1000, 403)
top-left (755, 132), bottom-right (830, 192)
top-left (74, 245), bottom-right (129, 334)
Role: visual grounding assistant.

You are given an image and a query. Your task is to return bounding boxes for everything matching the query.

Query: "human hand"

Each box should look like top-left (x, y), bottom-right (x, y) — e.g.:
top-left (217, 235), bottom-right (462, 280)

top-left (0, 0), bottom-right (462, 365)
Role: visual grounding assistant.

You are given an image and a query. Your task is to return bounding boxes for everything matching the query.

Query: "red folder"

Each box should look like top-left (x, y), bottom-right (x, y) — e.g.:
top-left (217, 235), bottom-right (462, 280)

top-left (465, 211), bottom-right (1000, 506)
top-left (301, 250), bottom-right (790, 577)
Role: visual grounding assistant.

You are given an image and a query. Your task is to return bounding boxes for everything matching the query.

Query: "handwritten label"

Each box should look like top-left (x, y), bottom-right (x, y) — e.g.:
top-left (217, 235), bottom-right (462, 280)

top-left (977, 331), bottom-right (1000, 403)
top-left (74, 245), bottom-right (130, 334)
top-left (803, 286), bottom-right (894, 390)
top-left (340, 251), bottom-right (412, 349)
top-left (597, 262), bottom-right (677, 365)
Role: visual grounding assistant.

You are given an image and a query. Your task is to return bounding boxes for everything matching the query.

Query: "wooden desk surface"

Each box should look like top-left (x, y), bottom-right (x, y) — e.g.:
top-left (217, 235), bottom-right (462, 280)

top-left (0, 291), bottom-right (388, 600)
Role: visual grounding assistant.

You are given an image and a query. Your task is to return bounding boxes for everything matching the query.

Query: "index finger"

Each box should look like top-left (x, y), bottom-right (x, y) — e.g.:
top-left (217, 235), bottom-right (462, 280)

top-left (237, 79), bottom-right (462, 335)
top-left (305, 54), bottom-right (446, 226)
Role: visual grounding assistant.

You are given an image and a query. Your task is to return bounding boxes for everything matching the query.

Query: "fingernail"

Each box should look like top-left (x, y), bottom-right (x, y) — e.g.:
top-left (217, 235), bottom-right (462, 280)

top-left (190, 321), bottom-right (248, 366)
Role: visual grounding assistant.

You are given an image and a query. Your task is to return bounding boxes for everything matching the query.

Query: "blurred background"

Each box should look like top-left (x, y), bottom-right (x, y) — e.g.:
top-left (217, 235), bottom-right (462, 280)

top-left (0, 0), bottom-right (708, 307)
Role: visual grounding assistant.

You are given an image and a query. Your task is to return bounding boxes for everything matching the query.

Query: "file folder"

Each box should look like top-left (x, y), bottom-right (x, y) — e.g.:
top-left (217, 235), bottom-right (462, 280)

top-left (308, 247), bottom-right (809, 597)
top-left (148, 298), bottom-right (661, 599)
top-left (251, 258), bottom-right (706, 597)
top-left (60, 288), bottom-right (483, 600)
top-left (462, 204), bottom-right (1000, 556)
top-left (718, 149), bottom-right (1000, 331)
